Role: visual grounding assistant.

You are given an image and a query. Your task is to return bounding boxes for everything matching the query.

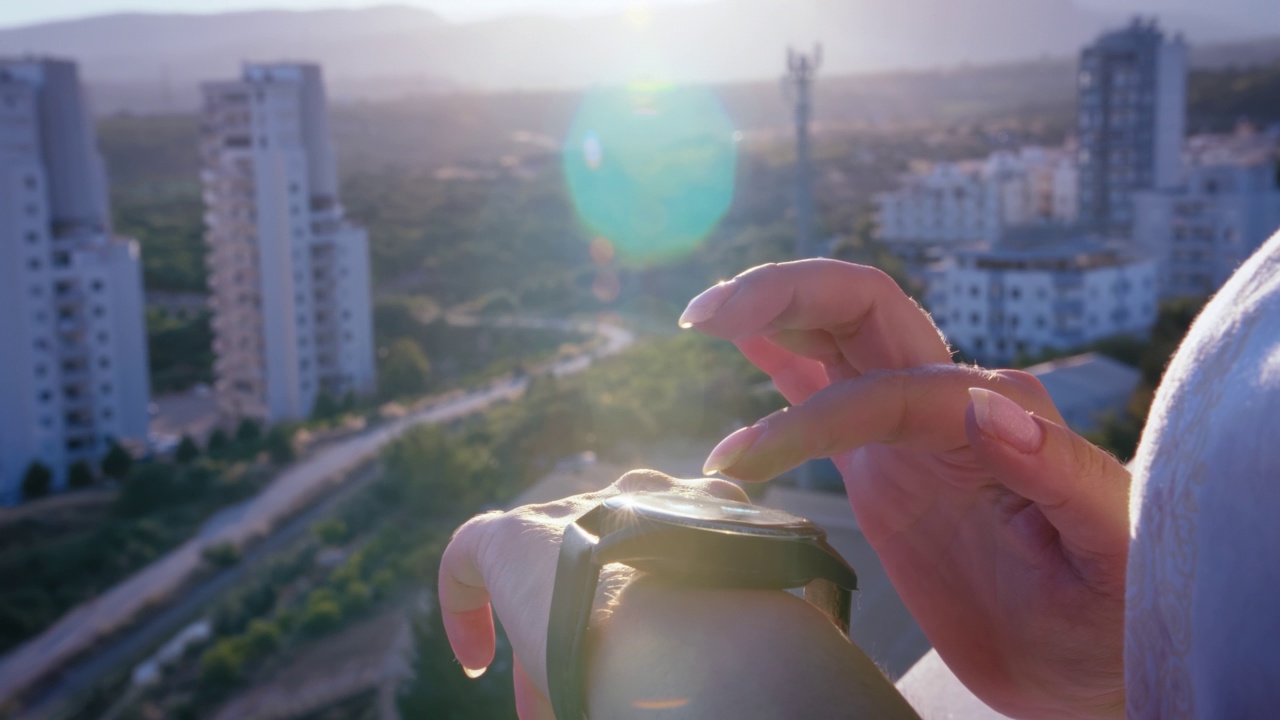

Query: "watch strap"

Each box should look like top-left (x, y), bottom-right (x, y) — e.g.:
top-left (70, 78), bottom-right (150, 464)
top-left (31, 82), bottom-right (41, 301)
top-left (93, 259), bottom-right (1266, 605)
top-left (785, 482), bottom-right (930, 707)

top-left (547, 520), bottom-right (601, 720)
top-left (803, 578), bottom-right (852, 635)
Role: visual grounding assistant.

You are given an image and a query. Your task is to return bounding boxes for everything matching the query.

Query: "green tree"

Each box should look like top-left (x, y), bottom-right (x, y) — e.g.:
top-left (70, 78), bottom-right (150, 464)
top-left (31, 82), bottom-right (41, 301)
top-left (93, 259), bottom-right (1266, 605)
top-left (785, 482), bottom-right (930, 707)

top-left (379, 339), bottom-right (431, 401)
top-left (200, 637), bottom-right (247, 689)
top-left (21, 462), bottom-right (53, 501)
top-left (299, 589), bottom-right (343, 637)
top-left (312, 519), bottom-right (349, 546)
top-left (264, 426), bottom-right (296, 465)
top-left (100, 442), bottom-right (133, 480)
top-left (207, 428), bottom-right (231, 457)
top-left (175, 435), bottom-right (200, 464)
top-left (312, 392), bottom-right (341, 421)
top-left (244, 618), bottom-right (282, 659)
top-left (201, 542), bottom-right (241, 568)
top-left (67, 460), bottom-right (95, 489)
top-left (115, 463), bottom-right (180, 517)
top-left (235, 418), bottom-right (262, 445)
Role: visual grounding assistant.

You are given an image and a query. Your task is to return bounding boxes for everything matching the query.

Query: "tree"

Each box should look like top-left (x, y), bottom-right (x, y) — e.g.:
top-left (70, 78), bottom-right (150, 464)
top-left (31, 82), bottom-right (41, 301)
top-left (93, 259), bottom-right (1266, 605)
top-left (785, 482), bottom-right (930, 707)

top-left (21, 462), bottom-right (53, 501)
top-left (312, 519), bottom-right (349, 546)
top-left (264, 426), bottom-right (296, 465)
top-left (243, 618), bottom-right (282, 659)
top-left (200, 637), bottom-right (247, 689)
top-left (67, 460), bottom-right (95, 489)
top-left (312, 392), bottom-right (341, 421)
top-left (234, 418), bottom-right (262, 445)
top-left (175, 435), bottom-right (200, 464)
top-left (101, 442), bottom-right (133, 481)
top-left (115, 463), bottom-right (179, 517)
top-left (207, 428), bottom-right (231, 457)
top-left (379, 338), bottom-right (431, 401)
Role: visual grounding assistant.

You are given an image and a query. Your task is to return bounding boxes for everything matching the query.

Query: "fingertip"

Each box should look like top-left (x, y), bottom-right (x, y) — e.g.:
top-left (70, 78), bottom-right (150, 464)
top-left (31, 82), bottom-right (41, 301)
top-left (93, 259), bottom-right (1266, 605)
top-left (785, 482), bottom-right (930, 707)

top-left (441, 606), bottom-right (496, 678)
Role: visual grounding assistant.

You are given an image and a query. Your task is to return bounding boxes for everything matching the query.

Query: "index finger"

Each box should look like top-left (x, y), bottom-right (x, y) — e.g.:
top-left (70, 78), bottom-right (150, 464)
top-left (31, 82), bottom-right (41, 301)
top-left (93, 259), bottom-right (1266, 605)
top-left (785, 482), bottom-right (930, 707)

top-left (682, 260), bottom-right (952, 373)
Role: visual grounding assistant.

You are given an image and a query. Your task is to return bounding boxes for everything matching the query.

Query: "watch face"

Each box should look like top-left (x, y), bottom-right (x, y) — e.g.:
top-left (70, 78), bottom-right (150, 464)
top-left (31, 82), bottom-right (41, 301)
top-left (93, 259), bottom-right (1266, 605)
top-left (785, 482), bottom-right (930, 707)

top-left (602, 492), bottom-right (824, 537)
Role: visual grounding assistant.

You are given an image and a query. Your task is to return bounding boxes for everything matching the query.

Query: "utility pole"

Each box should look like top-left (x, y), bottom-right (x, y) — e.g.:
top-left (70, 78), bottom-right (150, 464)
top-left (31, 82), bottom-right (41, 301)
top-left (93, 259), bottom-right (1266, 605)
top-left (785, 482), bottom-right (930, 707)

top-left (784, 45), bottom-right (822, 260)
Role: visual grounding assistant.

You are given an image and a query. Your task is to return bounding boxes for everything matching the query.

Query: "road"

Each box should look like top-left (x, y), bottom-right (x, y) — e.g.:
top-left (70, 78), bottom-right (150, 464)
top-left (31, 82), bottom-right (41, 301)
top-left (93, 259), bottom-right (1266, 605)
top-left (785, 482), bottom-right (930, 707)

top-left (0, 319), bottom-right (634, 717)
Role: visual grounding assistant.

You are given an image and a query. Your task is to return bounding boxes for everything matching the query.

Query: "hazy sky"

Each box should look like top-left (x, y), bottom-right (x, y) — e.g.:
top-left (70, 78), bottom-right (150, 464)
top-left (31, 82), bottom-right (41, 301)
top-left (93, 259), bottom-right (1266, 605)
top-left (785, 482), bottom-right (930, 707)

top-left (0, 0), bottom-right (722, 28)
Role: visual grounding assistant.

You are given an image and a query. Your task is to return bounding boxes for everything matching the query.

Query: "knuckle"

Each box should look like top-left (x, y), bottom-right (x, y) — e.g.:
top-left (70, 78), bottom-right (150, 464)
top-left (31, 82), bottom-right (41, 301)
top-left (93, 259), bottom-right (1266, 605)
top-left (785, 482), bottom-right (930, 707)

top-left (693, 477), bottom-right (750, 503)
top-left (615, 469), bottom-right (678, 493)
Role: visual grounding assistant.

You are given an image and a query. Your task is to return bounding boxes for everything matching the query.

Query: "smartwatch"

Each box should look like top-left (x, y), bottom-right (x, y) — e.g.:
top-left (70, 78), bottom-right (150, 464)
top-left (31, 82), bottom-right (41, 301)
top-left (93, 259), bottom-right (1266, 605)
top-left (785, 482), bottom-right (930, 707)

top-left (546, 491), bottom-right (858, 720)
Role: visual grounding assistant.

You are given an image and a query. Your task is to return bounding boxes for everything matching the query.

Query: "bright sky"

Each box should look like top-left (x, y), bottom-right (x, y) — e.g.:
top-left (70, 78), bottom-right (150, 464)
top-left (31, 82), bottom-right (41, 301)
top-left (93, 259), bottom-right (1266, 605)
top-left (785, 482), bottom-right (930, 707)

top-left (0, 0), bottom-right (715, 29)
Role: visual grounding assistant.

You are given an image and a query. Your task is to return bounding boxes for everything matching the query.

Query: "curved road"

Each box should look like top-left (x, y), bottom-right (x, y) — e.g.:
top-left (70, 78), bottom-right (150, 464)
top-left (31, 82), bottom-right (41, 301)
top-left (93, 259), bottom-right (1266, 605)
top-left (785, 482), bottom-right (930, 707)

top-left (2, 319), bottom-right (634, 718)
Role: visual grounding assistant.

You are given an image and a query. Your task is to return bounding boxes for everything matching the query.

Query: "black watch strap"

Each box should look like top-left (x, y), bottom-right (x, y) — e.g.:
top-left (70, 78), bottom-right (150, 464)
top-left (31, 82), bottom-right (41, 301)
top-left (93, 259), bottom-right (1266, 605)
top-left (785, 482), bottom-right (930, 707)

top-left (547, 521), bottom-right (601, 720)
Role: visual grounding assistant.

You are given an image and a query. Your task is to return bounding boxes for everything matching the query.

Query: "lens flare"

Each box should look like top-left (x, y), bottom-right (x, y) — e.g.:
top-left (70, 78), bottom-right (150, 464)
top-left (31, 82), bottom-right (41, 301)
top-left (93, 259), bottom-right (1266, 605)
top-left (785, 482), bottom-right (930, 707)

top-left (563, 85), bottom-right (738, 266)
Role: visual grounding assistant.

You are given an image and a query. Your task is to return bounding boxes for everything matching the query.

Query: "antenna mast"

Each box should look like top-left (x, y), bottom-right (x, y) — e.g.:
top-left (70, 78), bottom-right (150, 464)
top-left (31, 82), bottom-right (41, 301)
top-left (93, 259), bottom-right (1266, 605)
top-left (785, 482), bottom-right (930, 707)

top-left (784, 44), bottom-right (822, 260)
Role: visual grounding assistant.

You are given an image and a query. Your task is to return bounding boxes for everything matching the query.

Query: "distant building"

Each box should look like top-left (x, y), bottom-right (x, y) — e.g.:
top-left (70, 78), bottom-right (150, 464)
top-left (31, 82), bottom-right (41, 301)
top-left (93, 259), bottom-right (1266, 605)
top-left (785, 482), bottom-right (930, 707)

top-left (1134, 127), bottom-right (1280, 299)
top-left (201, 63), bottom-right (376, 424)
top-left (929, 233), bottom-right (1158, 365)
top-left (1025, 353), bottom-right (1142, 433)
top-left (0, 58), bottom-right (151, 502)
top-left (875, 146), bottom-right (1078, 254)
top-left (1077, 18), bottom-right (1187, 235)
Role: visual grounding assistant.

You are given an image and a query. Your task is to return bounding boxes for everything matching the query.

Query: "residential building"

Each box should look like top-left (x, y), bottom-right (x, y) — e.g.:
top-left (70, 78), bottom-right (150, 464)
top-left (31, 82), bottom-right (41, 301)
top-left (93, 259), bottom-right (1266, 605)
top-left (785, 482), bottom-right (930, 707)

top-left (875, 146), bottom-right (1079, 252)
top-left (0, 58), bottom-right (150, 502)
top-left (1077, 18), bottom-right (1188, 234)
top-left (929, 233), bottom-right (1158, 365)
top-left (1133, 128), bottom-right (1280, 299)
top-left (1025, 353), bottom-right (1142, 433)
top-left (201, 63), bottom-right (375, 425)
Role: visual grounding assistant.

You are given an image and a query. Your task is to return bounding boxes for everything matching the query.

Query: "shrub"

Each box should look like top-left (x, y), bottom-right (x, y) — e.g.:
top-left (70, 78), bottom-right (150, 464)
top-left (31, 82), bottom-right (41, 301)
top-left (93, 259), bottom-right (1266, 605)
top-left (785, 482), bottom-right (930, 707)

top-left (264, 426), bottom-right (296, 465)
top-left (201, 542), bottom-right (241, 568)
top-left (312, 519), bottom-right (349, 547)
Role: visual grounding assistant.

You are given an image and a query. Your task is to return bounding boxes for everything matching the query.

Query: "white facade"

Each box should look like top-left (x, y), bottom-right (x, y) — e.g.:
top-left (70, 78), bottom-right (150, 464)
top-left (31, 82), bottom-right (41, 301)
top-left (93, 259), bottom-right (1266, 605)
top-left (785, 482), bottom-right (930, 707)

top-left (929, 240), bottom-right (1158, 365)
top-left (875, 146), bottom-right (1078, 248)
top-left (1133, 149), bottom-right (1280, 299)
top-left (0, 59), bottom-right (150, 503)
top-left (201, 63), bottom-right (375, 425)
top-left (1077, 18), bottom-right (1188, 234)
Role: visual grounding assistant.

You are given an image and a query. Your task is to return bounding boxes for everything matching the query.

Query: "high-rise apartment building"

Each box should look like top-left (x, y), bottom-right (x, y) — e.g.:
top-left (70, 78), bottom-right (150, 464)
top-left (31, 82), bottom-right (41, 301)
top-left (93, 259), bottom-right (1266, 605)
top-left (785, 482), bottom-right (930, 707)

top-left (1077, 18), bottom-right (1187, 234)
top-left (201, 63), bottom-right (375, 424)
top-left (0, 58), bottom-right (150, 502)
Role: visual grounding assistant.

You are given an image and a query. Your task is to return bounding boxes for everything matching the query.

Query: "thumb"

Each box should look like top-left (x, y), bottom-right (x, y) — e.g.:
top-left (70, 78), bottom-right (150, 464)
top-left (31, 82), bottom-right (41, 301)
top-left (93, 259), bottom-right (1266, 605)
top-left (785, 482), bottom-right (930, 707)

top-left (966, 388), bottom-right (1131, 561)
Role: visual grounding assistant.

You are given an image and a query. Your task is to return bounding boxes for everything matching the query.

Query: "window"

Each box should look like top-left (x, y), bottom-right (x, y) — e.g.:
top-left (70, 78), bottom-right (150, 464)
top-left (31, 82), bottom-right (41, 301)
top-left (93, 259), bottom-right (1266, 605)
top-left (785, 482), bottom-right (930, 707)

top-left (98, 357), bottom-right (110, 369)
top-left (25, 231), bottom-right (38, 244)
top-left (39, 390), bottom-right (52, 403)
top-left (91, 280), bottom-right (104, 292)
top-left (1010, 287), bottom-right (1021, 300)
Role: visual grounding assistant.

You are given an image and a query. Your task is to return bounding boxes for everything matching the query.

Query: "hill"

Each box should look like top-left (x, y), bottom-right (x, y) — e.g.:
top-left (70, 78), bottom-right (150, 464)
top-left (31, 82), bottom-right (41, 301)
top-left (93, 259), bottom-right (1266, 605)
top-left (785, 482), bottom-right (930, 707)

top-left (1, 1), bottom-right (1278, 113)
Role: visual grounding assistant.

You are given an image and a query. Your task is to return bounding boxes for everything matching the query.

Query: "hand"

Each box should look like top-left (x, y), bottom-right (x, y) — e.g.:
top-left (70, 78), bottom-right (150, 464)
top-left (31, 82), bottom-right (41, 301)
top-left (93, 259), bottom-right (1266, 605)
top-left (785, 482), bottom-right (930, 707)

top-left (683, 260), bottom-right (1130, 719)
top-left (438, 471), bottom-right (749, 719)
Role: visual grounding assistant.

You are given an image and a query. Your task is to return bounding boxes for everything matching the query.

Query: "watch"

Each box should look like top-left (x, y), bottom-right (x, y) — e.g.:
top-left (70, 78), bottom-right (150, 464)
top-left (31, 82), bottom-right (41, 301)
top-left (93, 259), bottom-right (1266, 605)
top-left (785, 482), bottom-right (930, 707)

top-left (546, 491), bottom-right (858, 720)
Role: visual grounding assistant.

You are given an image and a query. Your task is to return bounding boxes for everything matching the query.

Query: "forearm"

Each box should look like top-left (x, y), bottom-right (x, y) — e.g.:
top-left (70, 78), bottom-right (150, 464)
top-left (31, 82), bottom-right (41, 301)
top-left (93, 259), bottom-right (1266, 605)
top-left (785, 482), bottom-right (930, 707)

top-left (585, 576), bottom-right (921, 719)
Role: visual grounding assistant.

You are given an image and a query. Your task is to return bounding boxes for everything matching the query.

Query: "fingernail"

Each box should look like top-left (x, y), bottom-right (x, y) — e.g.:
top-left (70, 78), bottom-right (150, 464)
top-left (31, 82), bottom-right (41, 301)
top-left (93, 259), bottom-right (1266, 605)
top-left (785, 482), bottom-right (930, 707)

top-left (969, 388), bottom-right (1044, 454)
top-left (703, 423), bottom-right (766, 475)
top-left (679, 281), bottom-right (738, 329)
top-left (463, 664), bottom-right (488, 679)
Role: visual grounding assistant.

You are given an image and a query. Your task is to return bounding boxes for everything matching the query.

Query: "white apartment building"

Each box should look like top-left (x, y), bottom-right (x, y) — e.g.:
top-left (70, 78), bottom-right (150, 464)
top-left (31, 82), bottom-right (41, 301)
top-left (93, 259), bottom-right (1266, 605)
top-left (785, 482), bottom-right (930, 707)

top-left (876, 146), bottom-right (1079, 250)
top-left (1133, 129), bottom-right (1280, 299)
top-left (201, 63), bottom-right (375, 424)
top-left (0, 58), bottom-right (150, 502)
top-left (929, 237), bottom-right (1158, 366)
